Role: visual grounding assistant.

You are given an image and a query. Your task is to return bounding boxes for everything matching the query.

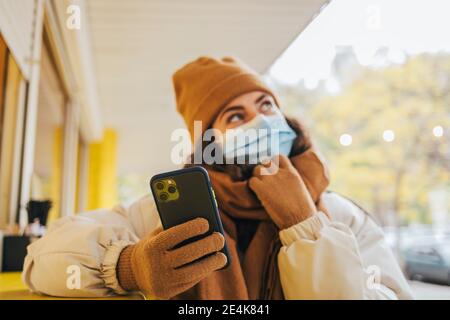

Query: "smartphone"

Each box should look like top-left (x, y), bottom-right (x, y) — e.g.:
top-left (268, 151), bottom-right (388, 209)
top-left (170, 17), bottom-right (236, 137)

top-left (150, 166), bottom-right (231, 268)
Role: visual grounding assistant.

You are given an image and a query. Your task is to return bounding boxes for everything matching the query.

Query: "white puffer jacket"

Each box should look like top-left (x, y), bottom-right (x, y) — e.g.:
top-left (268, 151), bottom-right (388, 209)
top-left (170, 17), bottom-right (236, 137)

top-left (22, 192), bottom-right (413, 299)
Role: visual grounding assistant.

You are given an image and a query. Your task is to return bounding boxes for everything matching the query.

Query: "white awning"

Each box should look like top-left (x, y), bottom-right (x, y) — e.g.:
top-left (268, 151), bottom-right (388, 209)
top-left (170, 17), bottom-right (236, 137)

top-left (0, 0), bottom-right (36, 79)
top-left (86, 0), bottom-right (329, 175)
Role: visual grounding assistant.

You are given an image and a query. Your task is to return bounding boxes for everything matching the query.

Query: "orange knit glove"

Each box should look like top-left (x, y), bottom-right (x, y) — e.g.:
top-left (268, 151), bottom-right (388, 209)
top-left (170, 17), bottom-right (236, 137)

top-left (117, 217), bottom-right (227, 299)
top-left (249, 155), bottom-right (317, 230)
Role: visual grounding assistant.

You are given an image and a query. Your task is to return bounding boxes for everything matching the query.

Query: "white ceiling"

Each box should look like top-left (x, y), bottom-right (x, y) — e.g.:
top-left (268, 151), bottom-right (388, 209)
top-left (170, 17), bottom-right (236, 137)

top-left (86, 0), bottom-right (329, 177)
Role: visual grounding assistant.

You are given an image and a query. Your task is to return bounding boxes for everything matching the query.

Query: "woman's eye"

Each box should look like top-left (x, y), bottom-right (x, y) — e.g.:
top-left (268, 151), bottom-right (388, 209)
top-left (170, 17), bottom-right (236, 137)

top-left (260, 101), bottom-right (274, 113)
top-left (227, 114), bottom-right (244, 124)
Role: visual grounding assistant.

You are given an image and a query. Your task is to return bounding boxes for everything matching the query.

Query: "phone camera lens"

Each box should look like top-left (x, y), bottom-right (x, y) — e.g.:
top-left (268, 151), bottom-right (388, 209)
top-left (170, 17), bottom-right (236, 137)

top-left (167, 186), bottom-right (177, 194)
top-left (159, 192), bottom-right (169, 201)
top-left (156, 182), bottom-right (164, 190)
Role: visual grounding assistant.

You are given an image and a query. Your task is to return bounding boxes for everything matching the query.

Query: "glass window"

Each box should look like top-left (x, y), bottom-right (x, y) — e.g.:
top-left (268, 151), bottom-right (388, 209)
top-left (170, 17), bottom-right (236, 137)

top-left (268, 0), bottom-right (450, 228)
top-left (0, 37), bottom-right (25, 229)
top-left (0, 34), bottom-right (6, 142)
top-left (31, 38), bottom-right (67, 223)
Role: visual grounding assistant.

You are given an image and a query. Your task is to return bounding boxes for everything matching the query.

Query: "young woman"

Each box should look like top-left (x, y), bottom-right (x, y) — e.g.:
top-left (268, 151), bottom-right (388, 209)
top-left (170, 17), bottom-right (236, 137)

top-left (23, 56), bottom-right (413, 299)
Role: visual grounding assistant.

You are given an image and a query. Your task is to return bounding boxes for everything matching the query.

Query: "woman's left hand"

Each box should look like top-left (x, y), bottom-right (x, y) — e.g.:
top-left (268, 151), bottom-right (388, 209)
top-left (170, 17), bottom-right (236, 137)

top-left (249, 155), bottom-right (317, 230)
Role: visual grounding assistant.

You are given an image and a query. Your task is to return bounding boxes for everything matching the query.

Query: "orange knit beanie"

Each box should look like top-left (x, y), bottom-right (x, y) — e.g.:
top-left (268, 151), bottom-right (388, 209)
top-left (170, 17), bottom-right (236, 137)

top-left (172, 56), bottom-right (278, 142)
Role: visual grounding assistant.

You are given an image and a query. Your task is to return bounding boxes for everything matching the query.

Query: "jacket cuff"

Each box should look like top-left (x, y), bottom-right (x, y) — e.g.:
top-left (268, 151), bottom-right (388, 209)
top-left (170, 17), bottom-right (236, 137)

top-left (279, 211), bottom-right (330, 246)
top-left (100, 240), bottom-right (135, 295)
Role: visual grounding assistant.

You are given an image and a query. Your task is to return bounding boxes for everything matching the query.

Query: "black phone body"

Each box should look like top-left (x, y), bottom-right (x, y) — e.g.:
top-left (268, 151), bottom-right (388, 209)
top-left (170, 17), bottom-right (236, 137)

top-left (150, 166), bottom-right (231, 268)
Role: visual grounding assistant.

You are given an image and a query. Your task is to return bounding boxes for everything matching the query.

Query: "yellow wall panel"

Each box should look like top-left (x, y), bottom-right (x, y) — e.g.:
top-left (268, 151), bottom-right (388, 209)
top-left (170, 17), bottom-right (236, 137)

top-left (47, 127), bottom-right (63, 223)
top-left (87, 129), bottom-right (118, 210)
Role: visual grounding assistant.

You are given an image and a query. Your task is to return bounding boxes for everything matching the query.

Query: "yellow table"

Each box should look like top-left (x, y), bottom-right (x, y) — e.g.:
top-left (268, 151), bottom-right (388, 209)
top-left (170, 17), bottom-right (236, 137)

top-left (0, 272), bottom-right (144, 300)
top-left (0, 272), bottom-right (25, 292)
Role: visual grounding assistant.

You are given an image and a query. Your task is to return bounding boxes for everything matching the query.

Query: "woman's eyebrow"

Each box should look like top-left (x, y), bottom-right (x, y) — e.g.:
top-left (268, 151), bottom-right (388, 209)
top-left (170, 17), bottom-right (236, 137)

top-left (255, 94), bottom-right (267, 104)
top-left (220, 105), bottom-right (244, 119)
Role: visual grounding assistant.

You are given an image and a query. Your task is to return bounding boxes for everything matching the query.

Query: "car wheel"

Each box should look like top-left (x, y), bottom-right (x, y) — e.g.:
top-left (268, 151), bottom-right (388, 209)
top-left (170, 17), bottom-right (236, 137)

top-left (404, 266), bottom-right (413, 280)
top-left (411, 273), bottom-right (424, 282)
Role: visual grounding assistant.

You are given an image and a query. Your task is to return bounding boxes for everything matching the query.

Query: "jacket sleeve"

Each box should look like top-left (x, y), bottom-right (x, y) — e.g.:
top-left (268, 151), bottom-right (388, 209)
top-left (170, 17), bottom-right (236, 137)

top-left (277, 193), bottom-right (414, 300)
top-left (22, 196), bottom-right (161, 297)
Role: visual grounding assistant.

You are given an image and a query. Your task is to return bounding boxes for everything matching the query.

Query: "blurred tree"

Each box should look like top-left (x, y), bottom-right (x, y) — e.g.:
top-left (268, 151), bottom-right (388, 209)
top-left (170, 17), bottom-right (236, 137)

top-left (275, 53), bottom-right (450, 226)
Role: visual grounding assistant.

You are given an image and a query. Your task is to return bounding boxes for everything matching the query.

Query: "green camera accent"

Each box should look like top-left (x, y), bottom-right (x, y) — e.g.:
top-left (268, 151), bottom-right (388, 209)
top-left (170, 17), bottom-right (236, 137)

top-left (153, 178), bottom-right (180, 203)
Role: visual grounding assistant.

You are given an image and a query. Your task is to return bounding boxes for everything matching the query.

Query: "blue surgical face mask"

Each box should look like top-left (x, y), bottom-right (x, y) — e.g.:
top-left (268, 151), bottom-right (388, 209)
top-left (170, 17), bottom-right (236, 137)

top-left (218, 110), bottom-right (297, 164)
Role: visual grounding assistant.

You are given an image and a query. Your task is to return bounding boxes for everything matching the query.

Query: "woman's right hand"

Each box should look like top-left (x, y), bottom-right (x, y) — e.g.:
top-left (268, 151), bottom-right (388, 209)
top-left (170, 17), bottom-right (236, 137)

top-left (117, 217), bottom-right (227, 299)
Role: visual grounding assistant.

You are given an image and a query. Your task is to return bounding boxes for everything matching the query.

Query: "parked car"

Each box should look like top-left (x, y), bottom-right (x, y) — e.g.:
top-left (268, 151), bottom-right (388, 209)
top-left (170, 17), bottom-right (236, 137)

top-left (404, 238), bottom-right (450, 285)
